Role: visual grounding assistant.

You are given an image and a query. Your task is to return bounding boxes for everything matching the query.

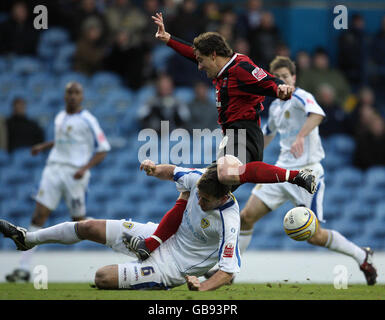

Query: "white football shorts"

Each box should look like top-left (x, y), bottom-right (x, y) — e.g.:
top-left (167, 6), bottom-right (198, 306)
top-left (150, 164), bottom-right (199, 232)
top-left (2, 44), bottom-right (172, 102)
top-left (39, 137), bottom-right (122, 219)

top-left (105, 219), bottom-right (185, 290)
top-left (252, 163), bottom-right (325, 222)
top-left (35, 163), bottom-right (91, 218)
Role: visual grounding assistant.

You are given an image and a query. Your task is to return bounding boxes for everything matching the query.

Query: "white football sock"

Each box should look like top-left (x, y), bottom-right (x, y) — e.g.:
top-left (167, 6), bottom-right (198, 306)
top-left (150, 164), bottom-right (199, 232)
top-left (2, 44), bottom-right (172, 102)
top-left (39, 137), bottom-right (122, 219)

top-left (239, 229), bottom-right (253, 255)
top-left (19, 224), bottom-right (41, 271)
top-left (325, 230), bottom-right (366, 265)
top-left (25, 222), bottom-right (81, 246)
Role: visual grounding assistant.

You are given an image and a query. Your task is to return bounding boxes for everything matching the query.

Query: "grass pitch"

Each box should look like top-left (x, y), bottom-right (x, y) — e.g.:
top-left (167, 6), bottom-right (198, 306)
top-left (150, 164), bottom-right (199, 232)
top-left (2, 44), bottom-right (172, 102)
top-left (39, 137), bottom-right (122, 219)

top-left (0, 282), bottom-right (384, 300)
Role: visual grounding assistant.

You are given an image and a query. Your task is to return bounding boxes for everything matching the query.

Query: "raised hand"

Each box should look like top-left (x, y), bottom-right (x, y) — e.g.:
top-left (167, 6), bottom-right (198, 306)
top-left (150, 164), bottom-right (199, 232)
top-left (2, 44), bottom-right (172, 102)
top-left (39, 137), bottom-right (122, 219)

top-left (151, 12), bottom-right (171, 43)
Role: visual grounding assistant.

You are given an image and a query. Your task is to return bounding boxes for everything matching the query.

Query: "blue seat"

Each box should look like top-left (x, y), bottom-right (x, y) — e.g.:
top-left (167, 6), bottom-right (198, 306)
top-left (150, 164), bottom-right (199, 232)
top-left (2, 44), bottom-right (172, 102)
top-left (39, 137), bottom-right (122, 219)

top-left (91, 72), bottom-right (122, 94)
top-left (1, 200), bottom-right (31, 219)
top-left (104, 167), bottom-right (137, 187)
top-left (373, 201), bottom-right (385, 223)
top-left (87, 185), bottom-right (118, 205)
top-left (104, 88), bottom-right (133, 113)
top-left (175, 87), bottom-right (195, 104)
top-left (333, 167), bottom-right (363, 188)
top-left (356, 185), bottom-right (385, 206)
top-left (342, 201), bottom-right (373, 222)
top-left (26, 72), bottom-right (56, 100)
top-left (323, 203), bottom-right (344, 223)
top-left (328, 134), bottom-right (355, 155)
top-left (0, 149), bottom-right (9, 168)
top-left (152, 45), bottom-right (174, 72)
top-left (52, 43), bottom-right (76, 73)
top-left (365, 166), bottom-right (385, 188)
top-left (11, 56), bottom-right (42, 75)
top-left (1, 168), bottom-right (33, 186)
top-left (39, 27), bottom-right (70, 48)
top-left (40, 89), bottom-right (64, 112)
top-left (323, 185), bottom-right (352, 206)
top-left (0, 73), bottom-right (23, 100)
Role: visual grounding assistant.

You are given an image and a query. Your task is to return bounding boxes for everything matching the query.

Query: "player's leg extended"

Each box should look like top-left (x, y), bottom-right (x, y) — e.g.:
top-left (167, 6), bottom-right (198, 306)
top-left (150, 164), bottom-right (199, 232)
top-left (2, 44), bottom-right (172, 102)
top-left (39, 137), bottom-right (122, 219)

top-left (6, 201), bottom-right (53, 282)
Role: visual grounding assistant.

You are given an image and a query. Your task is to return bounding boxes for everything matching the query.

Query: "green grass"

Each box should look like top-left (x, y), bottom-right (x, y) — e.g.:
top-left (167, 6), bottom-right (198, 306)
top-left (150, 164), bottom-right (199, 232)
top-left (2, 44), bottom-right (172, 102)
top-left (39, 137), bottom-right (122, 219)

top-left (0, 282), bottom-right (384, 300)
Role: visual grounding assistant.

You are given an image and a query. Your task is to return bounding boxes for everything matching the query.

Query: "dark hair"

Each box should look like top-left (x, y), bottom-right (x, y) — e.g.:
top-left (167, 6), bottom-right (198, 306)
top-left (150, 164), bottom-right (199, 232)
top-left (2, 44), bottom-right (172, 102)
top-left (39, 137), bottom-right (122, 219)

top-left (193, 32), bottom-right (233, 57)
top-left (269, 56), bottom-right (296, 75)
top-left (197, 164), bottom-right (231, 199)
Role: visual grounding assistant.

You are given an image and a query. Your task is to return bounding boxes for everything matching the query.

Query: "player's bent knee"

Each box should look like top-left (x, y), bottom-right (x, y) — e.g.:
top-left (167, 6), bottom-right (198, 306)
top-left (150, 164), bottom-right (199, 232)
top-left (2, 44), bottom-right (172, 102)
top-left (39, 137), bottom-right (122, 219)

top-left (94, 265), bottom-right (119, 289)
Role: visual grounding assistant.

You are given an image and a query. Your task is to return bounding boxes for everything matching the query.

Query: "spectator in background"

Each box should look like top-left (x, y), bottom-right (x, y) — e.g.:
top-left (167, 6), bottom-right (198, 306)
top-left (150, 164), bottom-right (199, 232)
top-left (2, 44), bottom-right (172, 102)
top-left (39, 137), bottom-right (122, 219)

top-left (353, 111), bottom-right (385, 170)
top-left (73, 18), bottom-right (106, 76)
top-left (6, 97), bottom-right (44, 153)
top-left (316, 84), bottom-right (349, 137)
top-left (0, 116), bottom-right (7, 151)
top-left (0, 1), bottom-right (39, 55)
top-left (216, 6), bottom-right (239, 48)
top-left (137, 74), bottom-right (191, 133)
top-left (297, 48), bottom-right (351, 107)
top-left (237, 0), bottom-right (263, 39)
top-left (338, 13), bottom-right (369, 91)
top-left (187, 82), bottom-right (218, 132)
top-left (67, 0), bottom-right (109, 42)
top-left (346, 86), bottom-right (378, 134)
top-left (248, 11), bottom-right (282, 69)
top-left (104, 0), bottom-right (147, 43)
top-left (167, 0), bottom-right (202, 43)
top-left (370, 15), bottom-right (385, 108)
top-left (201, 1), bottom-right (222, 33)
top-left (295, 50), bottom-right (311, 83)
top-left (104, 29), bottom-right (152, 90)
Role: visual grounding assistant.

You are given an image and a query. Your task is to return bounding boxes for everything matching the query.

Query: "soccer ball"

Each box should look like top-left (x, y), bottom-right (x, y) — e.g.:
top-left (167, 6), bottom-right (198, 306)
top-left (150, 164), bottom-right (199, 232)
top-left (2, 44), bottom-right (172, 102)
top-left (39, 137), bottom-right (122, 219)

top-left (283, 207), bottom-right (319, 241)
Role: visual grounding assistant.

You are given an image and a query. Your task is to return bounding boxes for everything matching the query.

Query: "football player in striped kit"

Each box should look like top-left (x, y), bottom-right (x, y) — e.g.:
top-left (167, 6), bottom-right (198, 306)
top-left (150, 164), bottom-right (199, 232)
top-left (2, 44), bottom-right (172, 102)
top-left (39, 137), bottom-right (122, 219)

top-left (238, 56), bottom-right (377, 285)
top-left (5, 82), bottom-right (111, 283)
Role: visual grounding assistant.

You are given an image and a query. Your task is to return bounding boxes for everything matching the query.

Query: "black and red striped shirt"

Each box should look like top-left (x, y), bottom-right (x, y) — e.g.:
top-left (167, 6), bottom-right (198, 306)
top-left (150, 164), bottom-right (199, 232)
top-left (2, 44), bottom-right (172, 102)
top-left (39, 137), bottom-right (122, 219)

top-left (167, 36), bottom-right (284, 128)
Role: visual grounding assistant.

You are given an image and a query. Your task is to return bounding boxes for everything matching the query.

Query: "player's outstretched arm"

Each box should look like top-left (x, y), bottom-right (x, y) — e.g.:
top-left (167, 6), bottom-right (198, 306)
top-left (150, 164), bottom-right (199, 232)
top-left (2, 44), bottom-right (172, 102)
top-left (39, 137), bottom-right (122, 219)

top-left (185, 270), bottom-right (233, 291)
top-left (140, 159), bottom-right (176, 181)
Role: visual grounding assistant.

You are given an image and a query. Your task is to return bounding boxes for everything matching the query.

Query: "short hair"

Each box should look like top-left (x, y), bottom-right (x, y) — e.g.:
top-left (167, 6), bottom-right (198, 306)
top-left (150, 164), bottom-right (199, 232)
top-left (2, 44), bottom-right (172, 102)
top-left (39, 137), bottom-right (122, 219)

top-left (197, 164), bottom-right (231, 199)
top-left (269, 56), bottom-right (296, 75)
top-left (193, 32), bottom-right (233, 57)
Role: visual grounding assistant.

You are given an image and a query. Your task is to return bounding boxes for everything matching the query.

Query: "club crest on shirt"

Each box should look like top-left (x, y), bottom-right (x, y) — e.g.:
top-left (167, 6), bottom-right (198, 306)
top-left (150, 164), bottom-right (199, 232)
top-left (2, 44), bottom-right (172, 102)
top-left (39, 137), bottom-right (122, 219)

top-left (223, 243), bottom-right (234, 258)
top-left (123, 222), bottom-right (134, 230)
top-left (201, 218), bottom-right (210, 229)
top-left (284, 111), bottom-right (290, 119)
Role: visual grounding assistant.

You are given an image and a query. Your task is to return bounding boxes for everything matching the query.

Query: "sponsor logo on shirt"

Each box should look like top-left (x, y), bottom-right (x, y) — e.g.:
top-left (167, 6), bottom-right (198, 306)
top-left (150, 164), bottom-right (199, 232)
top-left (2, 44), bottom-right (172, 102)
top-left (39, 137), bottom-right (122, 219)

top-left (223, 243), bottom-right (235, 258)
top-left (252, 67), bottom-right (267, 81)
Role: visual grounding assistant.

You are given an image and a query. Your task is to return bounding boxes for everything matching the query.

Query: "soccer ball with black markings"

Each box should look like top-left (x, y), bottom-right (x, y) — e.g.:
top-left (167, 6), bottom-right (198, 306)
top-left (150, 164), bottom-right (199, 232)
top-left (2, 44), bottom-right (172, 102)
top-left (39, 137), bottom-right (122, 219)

top-left (283, 207), bottom-right (319, 241)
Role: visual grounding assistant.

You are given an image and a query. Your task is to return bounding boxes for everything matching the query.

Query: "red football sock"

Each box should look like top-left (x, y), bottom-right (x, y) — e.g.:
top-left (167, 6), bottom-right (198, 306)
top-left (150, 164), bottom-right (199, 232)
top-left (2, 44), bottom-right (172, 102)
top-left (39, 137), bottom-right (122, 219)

top-left (144, 198), bottom-right (187, 252)
top-left (238, 161), bottom-right (299, 184)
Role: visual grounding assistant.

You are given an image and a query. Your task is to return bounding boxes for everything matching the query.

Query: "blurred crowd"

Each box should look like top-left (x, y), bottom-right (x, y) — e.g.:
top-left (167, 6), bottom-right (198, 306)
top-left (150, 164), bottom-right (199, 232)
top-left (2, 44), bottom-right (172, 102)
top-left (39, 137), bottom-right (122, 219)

top-left (0, 0), bottom-right (384, 169)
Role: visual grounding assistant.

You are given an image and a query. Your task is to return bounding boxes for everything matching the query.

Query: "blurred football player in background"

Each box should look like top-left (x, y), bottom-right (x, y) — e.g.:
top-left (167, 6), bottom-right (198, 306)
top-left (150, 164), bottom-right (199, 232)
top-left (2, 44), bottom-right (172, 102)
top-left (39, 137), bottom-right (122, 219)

top-left (5, 82), bottom-right (111, 282)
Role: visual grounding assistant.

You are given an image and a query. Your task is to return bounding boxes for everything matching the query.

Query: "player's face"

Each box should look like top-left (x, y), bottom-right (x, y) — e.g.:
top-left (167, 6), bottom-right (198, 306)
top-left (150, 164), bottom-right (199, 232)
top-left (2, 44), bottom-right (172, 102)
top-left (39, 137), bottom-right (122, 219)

top-left (272, 67), bottom-right (296, 87)
top-left (65, 83), bottom-right (83, 111)
top-left (197, 190), bottom-right (225, 211)
top-left (195, 50), bottom-right (219, 79)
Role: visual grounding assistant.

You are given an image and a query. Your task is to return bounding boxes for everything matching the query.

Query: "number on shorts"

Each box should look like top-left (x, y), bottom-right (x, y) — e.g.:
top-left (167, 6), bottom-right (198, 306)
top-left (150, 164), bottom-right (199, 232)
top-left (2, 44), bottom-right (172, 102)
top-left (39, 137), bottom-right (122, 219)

top-left (141, 266), bottom-right (155, 276)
